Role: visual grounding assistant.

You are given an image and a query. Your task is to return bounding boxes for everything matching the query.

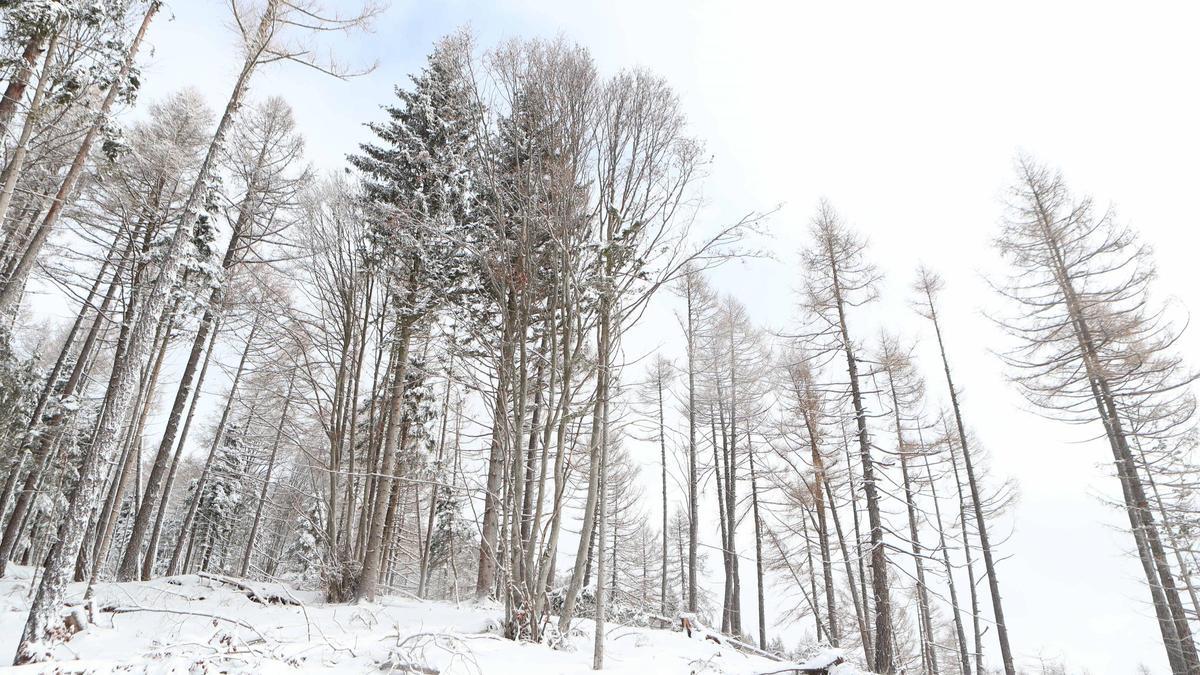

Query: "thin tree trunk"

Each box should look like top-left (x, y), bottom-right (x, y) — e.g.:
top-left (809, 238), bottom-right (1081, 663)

top-left (685, 276), bottom-right (699, 613)
top-left (88, 303), bottom-right (177, 581)
top-left (0, 221), bottom-right (114, 538)
top-left (843, 424), bottom-right (875, 665)
top-left (945, 424), bottom-right (983, 675)
top-left (0, 34), bottom-right (46, 141)
top-left (801, 401), bottom-right (839, 645)
top-left (830, 255), bottom-right (892, 673)
top-left (657, 370), bottom-right (670, 615)
top-left (358, 318), bottom-right (413, 601)
top-left (0, 189), bottom-right (136, 580)
top-left (557, 297), bottom-right (610, 632)
top-left (592, 383), bottom-right (610, 671)
top-left (922, 290), bottom-right (1016, 675)
top-left (0, 31), bottom-right (57, 233)
top-left (118, 192), bottom-right (255, 580)
top-left (142, 317), bottom-right (220, 579)
top-left (712, 405), bottom-right (732, 634)
top-left (167, 320), bottom-right (260, 575)
top-left (748, 435), bottom-right (767, 649)
top-left (924, 448), bottom-right (971, 675)
top-left (240, 372), bottom-right (295, 577)
top-left (476, 292), bottom-right (515, 600)
top-left (824, 469), bottom-right (871, 663)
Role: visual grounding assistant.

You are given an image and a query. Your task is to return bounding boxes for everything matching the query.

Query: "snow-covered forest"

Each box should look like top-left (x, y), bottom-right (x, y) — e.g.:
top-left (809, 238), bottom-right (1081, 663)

top-left (0, 1), bottom-right (1198, 674)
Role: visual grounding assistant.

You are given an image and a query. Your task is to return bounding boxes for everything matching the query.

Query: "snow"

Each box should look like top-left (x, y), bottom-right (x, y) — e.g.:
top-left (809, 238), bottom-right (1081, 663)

top-left (794, 649), bottom-right (867, 674)
top-left (0, 567), bottom-right (803, 673)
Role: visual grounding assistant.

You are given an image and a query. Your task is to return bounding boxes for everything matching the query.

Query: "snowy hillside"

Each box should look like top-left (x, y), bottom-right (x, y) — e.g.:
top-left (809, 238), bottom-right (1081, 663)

top-left (9, 2), bottom-right (1200, 673)
top-left (0, 566), bottom-right (855, 674)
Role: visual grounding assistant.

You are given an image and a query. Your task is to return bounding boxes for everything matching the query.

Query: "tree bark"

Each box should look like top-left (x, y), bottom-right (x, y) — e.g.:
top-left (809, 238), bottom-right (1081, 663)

top-left (0, 31), bottom-right (57, 233)
top-left (657, 369), bottom-right (669, 615)
top-left (0, 34), bottom-right (46, 141)
top-left (924, 449), bottom-right (972, 675)
top-left (685, 274), bottom-right (700, 613)
top-left (829, 254), bottom-right (892, 673)
top-left (800, 396), bottom-right (839, 646)
top-left (117, 198), bottom-right (253, 581)
top-left (142, 317), bottom-right (220, 578)
top-left (748, 435), bottom-right (767, 649)
top-left (476, 291), bottom-right (515, 600)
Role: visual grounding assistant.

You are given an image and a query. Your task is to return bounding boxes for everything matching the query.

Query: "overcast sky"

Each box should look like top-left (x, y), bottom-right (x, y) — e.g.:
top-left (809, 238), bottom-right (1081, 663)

top-left (120, 1), bottom-right (1200, 672)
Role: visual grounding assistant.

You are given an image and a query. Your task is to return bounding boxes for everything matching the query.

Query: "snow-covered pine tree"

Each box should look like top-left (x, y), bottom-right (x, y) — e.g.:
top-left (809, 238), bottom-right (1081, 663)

top-left (347, 33), bottom-right (476, 602)
top-left (192, 420), bottom-right (251, 574)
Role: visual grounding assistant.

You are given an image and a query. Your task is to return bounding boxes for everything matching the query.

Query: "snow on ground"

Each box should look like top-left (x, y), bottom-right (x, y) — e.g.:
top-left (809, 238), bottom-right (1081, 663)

top-left (0, 566), bottom-right (824, 674)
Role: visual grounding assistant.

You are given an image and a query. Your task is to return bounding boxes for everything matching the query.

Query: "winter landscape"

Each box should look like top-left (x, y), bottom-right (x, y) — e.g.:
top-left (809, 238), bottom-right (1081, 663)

top-left (0, 1), bottom-right (1197, 673)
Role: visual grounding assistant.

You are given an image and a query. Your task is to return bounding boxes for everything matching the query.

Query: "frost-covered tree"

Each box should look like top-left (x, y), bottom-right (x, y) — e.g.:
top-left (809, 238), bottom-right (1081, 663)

top-left (347, 33), bottom-right (476, 602)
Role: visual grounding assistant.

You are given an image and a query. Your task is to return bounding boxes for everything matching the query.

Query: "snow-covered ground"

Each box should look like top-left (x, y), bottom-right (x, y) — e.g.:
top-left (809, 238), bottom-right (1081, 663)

top-left (0, 566), bottom-right (852, 674)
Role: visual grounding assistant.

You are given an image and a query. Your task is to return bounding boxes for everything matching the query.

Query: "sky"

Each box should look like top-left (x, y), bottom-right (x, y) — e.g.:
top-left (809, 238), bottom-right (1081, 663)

top-left (106, 1), bottom-right (1200, 672)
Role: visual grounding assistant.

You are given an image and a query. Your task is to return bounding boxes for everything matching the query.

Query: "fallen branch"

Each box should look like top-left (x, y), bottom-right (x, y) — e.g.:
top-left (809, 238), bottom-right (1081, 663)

top-left (679, 614), bottom-right (783, 662)
top-left (103, 605), bottom-right (269, 644)
top-left (197, 572), bottom-right (301, 606)
top-left (379, 632), bottom-right (482, 675)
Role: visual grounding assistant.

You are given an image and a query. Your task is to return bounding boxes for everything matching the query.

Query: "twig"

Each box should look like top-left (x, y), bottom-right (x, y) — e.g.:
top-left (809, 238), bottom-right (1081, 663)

top-left (104, 605), bottom-right (269, 644)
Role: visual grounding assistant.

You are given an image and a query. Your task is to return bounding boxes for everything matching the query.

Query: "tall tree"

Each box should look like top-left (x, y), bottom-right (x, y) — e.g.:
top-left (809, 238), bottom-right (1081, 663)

top-left (993, 157), bottom-right (1199, 674)
top-left (117, 96), bottom-right (307, 581)
top-left (798, 200), bottom-right (894, 673)
top-left (348, 33), bottom-right (475, 601)
top-left (915, 265), bottom-right (1016, 675)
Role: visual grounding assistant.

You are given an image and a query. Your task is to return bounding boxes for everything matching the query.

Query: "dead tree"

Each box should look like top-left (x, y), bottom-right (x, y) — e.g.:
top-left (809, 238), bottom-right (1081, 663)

top-left (992, 157), bottom-right (1200, 674)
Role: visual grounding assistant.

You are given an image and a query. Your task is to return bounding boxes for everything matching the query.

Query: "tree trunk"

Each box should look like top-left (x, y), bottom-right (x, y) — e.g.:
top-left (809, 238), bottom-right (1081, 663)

top-left (658, 371), bottom-right (670, 615)
top-left (685, 275), bottom-right (700, 614)
top-left (945, 429), bottom-right (983, 675)
top-left (830, 257), bottom-right (892, 673)
top-left (923, 293), bottom-right (1016, 675)
top-left (0, 31), bottom-right (58, 233)
top-left (476, 291), bottom-right (515, 600)
top-left (240, 373), bottom-right (295, 577)
top-left (357, 318), bottom-right (413, 601)
top-left (801, 403), bottom-right (839, 646)
top-left (0, 222), bottom-right (116, 545)
top-left (924, 450), bottom-right (972, 675)
top-left (748, 435), bottom-right (767, 649)
top-left (824, 469), bottom-right (871, 663)
top-left (118, 196), bottom-right (254, 581)
top-left (0, 34), bottom-right (46, 141)
top-left (592, 377), bottom-right (610, 671)
top-left (557, 299), bottom-right (610, 632)
top-left (142, 317), bottom-right (220, 579)
top-left (167, 320), bottom-right (259, 575)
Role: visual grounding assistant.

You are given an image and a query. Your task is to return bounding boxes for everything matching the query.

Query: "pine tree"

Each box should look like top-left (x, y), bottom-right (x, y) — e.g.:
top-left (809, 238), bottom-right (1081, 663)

top-left (348, 34), bottom-right (477, 601)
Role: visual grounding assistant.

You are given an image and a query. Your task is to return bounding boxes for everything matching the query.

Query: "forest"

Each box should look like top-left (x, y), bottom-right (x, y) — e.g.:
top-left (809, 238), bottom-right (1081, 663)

top-left (0, 1), bottom-right (1197, 674)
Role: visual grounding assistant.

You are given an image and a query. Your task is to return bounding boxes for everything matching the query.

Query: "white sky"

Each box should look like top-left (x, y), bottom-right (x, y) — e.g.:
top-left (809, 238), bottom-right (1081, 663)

top-left (113, 1), bottom-right (1200, 672)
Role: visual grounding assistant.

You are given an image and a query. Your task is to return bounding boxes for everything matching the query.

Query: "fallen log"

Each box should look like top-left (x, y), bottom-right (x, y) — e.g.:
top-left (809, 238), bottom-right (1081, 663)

top-left (197, 572), bottom-right (301, 606)
top-left (677, 613), bottom-right (784, 662)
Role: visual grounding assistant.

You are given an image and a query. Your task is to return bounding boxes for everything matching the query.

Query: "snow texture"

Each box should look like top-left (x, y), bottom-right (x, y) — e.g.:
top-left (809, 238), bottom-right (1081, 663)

top-left (0, 566), bottom-right (822, 674)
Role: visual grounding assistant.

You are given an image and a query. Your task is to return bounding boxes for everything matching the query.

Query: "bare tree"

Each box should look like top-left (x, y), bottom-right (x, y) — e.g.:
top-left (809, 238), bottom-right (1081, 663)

top-left (915, 265), bottom-right (1016, 675)
top-left (992, 157), bottom-right (1199, 674)
top-left (797, 200), bottom-right (894, 673)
